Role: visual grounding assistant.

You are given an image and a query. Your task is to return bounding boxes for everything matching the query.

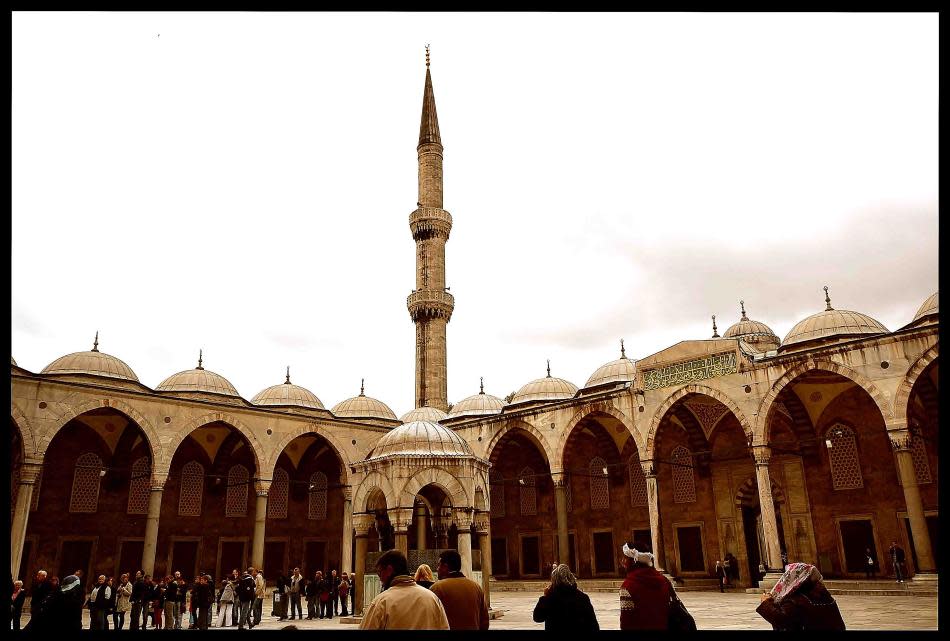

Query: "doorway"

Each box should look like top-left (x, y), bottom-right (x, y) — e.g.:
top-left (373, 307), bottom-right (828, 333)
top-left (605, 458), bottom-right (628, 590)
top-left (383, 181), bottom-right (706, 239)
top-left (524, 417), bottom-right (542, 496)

top-left (592, 530), bottom-right (615, 576)
top-left (117, 539), bottom-right (144, 578)
top-left (218, 539), bottom-right (247, 580)
top-left (263, 541), bottom-right (287, 582)
top-left (59, 539), bottom-right (95, 585)
top-left (839, 519), bottom-right (875, 575)
top-left (304, 540), bottom-right (327, 576)
top-left (170, 539), bottom-right (200, 580)
top-left (520, 535), bottom-right (541, 577)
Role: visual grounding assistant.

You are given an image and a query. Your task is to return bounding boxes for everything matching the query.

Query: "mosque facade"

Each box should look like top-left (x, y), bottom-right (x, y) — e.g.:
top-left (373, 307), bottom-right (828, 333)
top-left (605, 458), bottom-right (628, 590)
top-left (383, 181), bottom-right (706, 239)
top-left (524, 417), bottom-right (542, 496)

top-left (9, 56), bottom-right (939, 611)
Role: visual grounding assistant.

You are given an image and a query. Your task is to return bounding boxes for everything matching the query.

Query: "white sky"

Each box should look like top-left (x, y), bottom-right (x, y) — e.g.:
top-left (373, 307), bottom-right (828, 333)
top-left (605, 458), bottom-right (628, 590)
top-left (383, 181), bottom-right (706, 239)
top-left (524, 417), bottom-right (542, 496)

top-left (11, 12), bottom-right (939, 416)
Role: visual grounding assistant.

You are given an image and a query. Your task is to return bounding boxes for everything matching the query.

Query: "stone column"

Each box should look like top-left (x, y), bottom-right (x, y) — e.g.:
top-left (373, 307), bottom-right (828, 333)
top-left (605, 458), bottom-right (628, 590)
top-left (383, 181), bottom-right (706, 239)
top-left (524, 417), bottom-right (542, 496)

top-left (341, 489), bottom-right (353, 574)
top-left (142, 472), bottom-right (168, 577)
top-left (554, 476), bottom-right (570, 567)
top-left (455, 512), bottom-right (474, 578)
top-left (251, 479), bottom-right (270, 571)
top-left (475, 512), bottom-right (492, 610)
top-left (890, 428), bottom-right (936, 577)
top-left (391, 509), bottom-right (412, 557)
top-left (642, 461), bottom-right (666, 572)
top-left (415, 501), bottom-right (427, 550)
top-left (353, 515), bottom-right (374, 615)
top-left (753, 447), bottom-right (784, 587)
top-left (10, 461), bottom-right (42, 578)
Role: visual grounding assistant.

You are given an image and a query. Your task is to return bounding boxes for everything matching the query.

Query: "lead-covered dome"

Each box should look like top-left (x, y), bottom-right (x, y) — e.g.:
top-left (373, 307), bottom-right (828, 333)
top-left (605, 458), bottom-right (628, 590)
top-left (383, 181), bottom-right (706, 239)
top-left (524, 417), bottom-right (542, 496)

top-left (400, 405), bottom-right (448, 422)
top-left (781, 288), bottom-right (889, 351)
top-left (447, 378), bottom-right (505, 418)
top-left (511, 362), bottom-right (578, 404)
top-left (156, 352), bottom-right (240, 397)
top-left (723, 301), bottom-right (780, 353)
top-left (331, 380), bottom-right (397, 420)
top-left (586, 341), bottom-right (637, 387)
top-left (911, 291), bottom-right (938, 326)
top-left (252, 369), bottom-right (325, 410)
top-left (41, 334), bottom-right (139, 382)
top-left (366, 420), bottom-right (473, 460)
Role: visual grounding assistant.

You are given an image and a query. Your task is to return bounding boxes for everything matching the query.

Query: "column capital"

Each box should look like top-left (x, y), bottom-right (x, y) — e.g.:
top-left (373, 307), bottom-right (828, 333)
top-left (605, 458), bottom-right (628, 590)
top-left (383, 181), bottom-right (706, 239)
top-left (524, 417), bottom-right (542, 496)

top-left (150, 472), bottom-right (170, 491)
top-left (353, 513), bottom-right (376, 535)
top-left (640, 460), bottom-right (657, 477)
top-left (888, 429), bottom-right (915, 452)
top-left (553, 477), bottom-right (569, 489)
top-left (342, 486), bottom-right (353, 502)
top-left (751, 445), bottom-right (772, 466)
top-left (255, 479), bottom-right (271, 496)
top-left (389, 508), bottom-right (414, 532)
top-left (453, 510), bottom-right (474, 531)
top-left (474, 512), bottom-right (490, 534)
top-left (18, 461), bottom-right (43, 484)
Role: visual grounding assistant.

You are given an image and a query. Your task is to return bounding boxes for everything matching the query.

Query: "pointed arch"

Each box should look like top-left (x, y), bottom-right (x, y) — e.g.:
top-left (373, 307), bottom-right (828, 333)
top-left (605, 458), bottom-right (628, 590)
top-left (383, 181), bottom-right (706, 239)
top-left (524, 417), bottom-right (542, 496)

top-left (734, 475), bottom-right (786, 508)
top-left (11, 403), bottom-right (38, 461)
top-left (352, 471), bottom-right (395, 514)
top-left (486, 420), bottom-right (553, 470)
top-left (893, 343), bottom-right (939, 424)
top-left (267, 425), bottom-right (351, 485)
top-left (39, 397), bottom-right (159, 463)
top-left (556, 404), bottom-right (640, 469)
top-left (398, 467), bottom-right (470, 509)
top-left (645, 384), bottom-right (751, 460)
top-left (159, 411), bottom-right (266, 478)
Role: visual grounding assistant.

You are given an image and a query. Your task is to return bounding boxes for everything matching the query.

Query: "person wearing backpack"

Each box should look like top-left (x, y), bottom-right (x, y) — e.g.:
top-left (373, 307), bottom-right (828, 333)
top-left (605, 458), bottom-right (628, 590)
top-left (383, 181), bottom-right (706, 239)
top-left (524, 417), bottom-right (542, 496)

top-left (216, 579), bottom-right (235, 627)
top-left (237, 567), bottom-right (257, 629)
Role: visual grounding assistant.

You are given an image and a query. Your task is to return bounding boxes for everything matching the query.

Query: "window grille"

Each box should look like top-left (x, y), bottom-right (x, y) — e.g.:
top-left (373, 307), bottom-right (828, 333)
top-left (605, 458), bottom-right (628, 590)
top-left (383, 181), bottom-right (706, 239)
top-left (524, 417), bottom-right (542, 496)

top-left (490, 471), bottom-right (505, 518)
top-left (519, 466), bottom-right (537, 516)
top-left (70, 452), bottom-right (102, 513)
top-left (127, 456), bottom-right (150, 514)
top-left (589, 457), bottom-right (609, 510)
top-left (911, 435), bottom-right (932, 485)
top-left (268, 468), bottom-right (289, 519)
top-left (226, 464), bottom-right (249, 517)
top-left (827, 424), bottom-right (863, 490)
top-left (308, 471), bottom-right (328, 521)
top-left (178, 461), bottom-right (204, 516)
top-left (629, 455), bottom-right (648, 507)
top-left (566, 473), bottom-right (573, 513)
top-left (671, 446), bottom-right (696, 504)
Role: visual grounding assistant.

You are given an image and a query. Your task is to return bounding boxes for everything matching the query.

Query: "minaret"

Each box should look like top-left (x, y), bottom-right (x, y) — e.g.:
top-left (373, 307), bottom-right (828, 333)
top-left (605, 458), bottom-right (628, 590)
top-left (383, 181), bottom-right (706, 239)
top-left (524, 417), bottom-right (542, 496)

top-left (407, 46), bottom-right (454, 412)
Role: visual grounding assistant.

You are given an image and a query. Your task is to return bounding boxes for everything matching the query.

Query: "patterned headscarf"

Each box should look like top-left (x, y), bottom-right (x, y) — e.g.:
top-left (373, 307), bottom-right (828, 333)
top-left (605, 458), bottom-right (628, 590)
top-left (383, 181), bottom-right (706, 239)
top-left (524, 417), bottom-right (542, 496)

top-left (550, 564), bottom-right (577, 589)
top-left (769, 563), bottom-right (822, 604)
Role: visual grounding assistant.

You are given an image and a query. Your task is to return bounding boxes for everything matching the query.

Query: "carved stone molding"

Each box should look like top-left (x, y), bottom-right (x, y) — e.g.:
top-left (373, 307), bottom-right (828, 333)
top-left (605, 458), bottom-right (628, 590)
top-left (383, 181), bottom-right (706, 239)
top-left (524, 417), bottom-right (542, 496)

top-left (752, 445), bottom-right (772, 466)
top-left (888, 429), bottom-right (914, 452)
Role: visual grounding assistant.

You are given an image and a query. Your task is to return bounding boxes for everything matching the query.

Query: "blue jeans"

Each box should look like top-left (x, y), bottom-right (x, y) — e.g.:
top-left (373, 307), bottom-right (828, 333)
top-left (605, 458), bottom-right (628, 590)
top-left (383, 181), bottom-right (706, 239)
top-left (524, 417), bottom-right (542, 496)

top-left (112, 610), bottom-right (126, 630)
top-left (238, 600), bottom-right (253, 628)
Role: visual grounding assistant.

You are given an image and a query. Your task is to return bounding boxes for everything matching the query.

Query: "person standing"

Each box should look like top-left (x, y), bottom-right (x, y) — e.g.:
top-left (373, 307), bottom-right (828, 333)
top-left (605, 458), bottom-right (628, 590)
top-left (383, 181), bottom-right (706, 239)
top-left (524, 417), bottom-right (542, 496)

top-left (358, 550), bottom-right (449, 630)
top-left (151, 576), bottom-right (166, 629)
top-left (25, 570), bottom-right (52, 631)
top-left (162, 574), bottom-right (178, 629)
top-left (89, 574), bottom-right (111, 630)
top-left (58, 573), bottom-right (86, 632)
top-left (306, 572), bottom-right (319, 620)
top-left (319, 572), bottom-right (333, 620)
top-left (252, 567), bottom-right (265, 627)
top-left (413, 565), bottom-right (435, 589)
top-left (288, 567), bottom-right (303, 620)
top-left (889, 541), bottom-right (906, 583)
top-left (532, 564), bottom-right (599, 631)
top-left (330, 569), bottom-right (341, 617)
top-left (716, 561), bottom-right (726, 592)
top-left (129, 571), bottom-right (146, 630)
top-left (112, 573), bottom-right (132, 630)
top-left (619, 542), bottom-right (671, 630)
top-left (11, 580), bottom-right (26, 631)
top-left (429, 550), bottom-right (489, 630)
top-left (141, 575), bottom-right (155, 629)
top-left (864, 547), bottom-right (877, 579)
top-left (756, 562), bottom-right (845, 631)
top-left (237, 568), bottom-right (257, 629)
top-left (174, 575), bottom-right (187, 629)
top-left (215, 578), bottom-right (234, 628)
top-left (274, 572), bottom-right (289, 620)
top-left (338, 573), bottom-right (350, 616)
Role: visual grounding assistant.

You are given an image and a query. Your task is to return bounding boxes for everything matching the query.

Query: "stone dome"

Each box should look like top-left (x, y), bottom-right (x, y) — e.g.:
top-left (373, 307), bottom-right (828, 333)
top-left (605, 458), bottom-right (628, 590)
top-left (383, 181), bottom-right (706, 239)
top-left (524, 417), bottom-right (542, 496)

top-left (912, 291), bottom-right (938, 325)
top-left (723, 302), bottom-right (781, 353)
top-left (400, 405), bottom-right (448, 422)
top-left (781, 288), bottom-right (889, 350)
top-left (366, 420), bottom-right (473, 460)
top-left (251, 370), bottom-right (325, 410)
top-left (41, 335), bottom-right (139, 382)
top-left (331, 381), bottom-right (397, 420)
top-left (586, 342), bottom-right (637, 387)
top-left (156, 352), bottom-right (240, 397)
top-left (511, 362), bottom-right (578, 404)
top-left (447, 379), bottom-right (505, 418)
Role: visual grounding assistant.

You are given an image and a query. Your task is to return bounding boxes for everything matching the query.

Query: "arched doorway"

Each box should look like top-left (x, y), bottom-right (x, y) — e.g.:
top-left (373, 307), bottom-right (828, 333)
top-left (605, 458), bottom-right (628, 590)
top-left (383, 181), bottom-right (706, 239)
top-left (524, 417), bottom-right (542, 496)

top-left (735, 478), bottom-right (787, 586)
top-left (904, 358), bottom-right (939, 573)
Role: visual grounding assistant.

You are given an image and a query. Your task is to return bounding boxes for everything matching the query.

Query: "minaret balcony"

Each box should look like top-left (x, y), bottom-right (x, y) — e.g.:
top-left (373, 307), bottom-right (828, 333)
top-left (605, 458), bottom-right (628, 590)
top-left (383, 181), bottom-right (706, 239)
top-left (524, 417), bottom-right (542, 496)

top-left (409, 207), bottom-right (453, 240)
top-left (407, 289), bottom-right (455, 321)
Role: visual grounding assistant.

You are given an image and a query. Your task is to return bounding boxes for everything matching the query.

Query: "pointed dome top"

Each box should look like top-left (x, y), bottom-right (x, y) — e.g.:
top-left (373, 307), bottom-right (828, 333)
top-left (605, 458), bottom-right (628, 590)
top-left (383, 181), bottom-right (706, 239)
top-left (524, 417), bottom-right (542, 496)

top-left (586, 340), bottom-right (637, 387)
top-left (781, 288), bottom-right (888, 351)
top-left (400, 405), bottom-right (449, 423)
top-left (418, 46), bottom-right (442, 147)
top-left (447, 378), bottom-right (505, 418)
top-left (156, 353), bottom-right (240, 398)
top-left (41, 333), bottom-right (139, 382)
top-left (251, 369), bottom-right (325, 410)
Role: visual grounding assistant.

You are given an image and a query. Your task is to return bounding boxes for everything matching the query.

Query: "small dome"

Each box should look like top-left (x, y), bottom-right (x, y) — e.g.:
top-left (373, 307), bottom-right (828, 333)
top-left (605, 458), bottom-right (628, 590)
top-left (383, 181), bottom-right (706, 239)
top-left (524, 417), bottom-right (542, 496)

top-left (367, 420), bottom-right (473, 460)
top-left (912, 292), bottom-right (938, 324)
top-left (447, 379), bottom-right (505, 419)
top-left (252, 370), bottom-right (324, 410)
top-left (331, 381), bottom-right (397, 420)
top-left (41, 335), bottom-right (139, 382)
top-left (156, 352), bottom-right (240, 397)
top-left (511, 362), bottom-right (578, 404)
top-left (586, 341), bottom-right (637, 387)
top-left (400, 406), bottom-right (448, 422)
top-left (781, 288), bottom-right (888, 350)
top-left (723, 302), bottom-right (780, 353)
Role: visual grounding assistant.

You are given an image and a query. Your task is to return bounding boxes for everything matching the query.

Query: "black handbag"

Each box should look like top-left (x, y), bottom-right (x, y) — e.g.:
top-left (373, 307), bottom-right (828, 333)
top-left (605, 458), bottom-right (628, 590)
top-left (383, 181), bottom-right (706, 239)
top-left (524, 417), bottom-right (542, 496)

top-left (668, 590), bottom-right (697, 631)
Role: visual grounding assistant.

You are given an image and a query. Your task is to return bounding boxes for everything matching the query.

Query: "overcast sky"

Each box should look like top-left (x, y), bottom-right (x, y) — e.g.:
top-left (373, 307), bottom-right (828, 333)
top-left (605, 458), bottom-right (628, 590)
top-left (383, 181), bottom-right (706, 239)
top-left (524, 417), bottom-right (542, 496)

top-left (11, 12), bottom-right (938, 416)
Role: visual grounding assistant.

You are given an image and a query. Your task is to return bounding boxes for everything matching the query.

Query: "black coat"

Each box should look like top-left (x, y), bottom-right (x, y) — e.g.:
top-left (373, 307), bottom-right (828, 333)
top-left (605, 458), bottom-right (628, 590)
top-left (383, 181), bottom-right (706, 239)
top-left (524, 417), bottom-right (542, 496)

top-left (532, 584), bottom-right (599, 631)
top-left (756, 583), bottom-right (846, 631)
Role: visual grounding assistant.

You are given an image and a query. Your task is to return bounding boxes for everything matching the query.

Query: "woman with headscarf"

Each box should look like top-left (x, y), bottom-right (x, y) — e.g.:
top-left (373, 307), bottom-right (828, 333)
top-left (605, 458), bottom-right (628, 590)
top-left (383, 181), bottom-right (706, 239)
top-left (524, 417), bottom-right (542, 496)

top-left (58, 573), bottom-right (87, 631)
top-left (413, 564), bottom-right (435, 590)
top-left (756, 563), bottom-right (846, 631)
top-left (619, 542), bottom-right (671, 630)
top-left (532, 564), bottom-right (599, 631)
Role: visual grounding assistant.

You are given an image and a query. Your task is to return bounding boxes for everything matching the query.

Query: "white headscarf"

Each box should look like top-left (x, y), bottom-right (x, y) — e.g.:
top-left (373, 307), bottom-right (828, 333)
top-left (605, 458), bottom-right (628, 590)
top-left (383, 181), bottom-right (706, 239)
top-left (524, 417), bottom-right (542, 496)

top-left (622, 543), bottom-right (655, 567)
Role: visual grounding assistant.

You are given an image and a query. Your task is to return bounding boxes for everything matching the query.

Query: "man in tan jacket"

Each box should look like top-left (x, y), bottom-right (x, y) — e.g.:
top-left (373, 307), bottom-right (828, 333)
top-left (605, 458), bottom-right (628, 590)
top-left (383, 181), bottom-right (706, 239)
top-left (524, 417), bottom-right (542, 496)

top-left (359, 550), bottom-right (449, 630)
top-left (430, 550), bottom-right (489, 630)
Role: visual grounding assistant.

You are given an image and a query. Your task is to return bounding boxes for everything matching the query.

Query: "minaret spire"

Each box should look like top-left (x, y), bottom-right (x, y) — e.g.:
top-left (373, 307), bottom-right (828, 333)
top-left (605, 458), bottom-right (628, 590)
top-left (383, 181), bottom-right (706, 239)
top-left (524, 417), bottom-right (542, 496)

top-left (824, 285), bottom-right (834, 311)
top-left (419, 45), bottom-right (441, 147)
top-left (92, 331), bottom-right (99, 352)
top-left (711, 315), bottom-right (720, 338)
top-left (197, 349), bottom-right (204, 370)
top-left (620, 338), bottom-right (626, 359)
top-left (285, 366), bottom-right (291, 384)
top-left (740, 300), bottom-right (748, 320)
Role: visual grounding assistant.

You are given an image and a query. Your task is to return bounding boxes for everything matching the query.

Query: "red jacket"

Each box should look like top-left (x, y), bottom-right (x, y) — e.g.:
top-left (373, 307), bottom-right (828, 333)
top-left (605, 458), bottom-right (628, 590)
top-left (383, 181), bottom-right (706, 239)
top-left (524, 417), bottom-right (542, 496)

top-left (619, 565), bottom-right (671, 630)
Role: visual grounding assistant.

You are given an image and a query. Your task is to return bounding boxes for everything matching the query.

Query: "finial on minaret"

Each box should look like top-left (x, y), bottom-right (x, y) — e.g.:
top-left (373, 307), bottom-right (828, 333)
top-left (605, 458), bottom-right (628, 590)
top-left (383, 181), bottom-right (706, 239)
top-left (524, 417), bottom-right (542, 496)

top-left (740, 300), bottom-right (748, 320)
top-left (92, 331), bottom-right (99, 352)
top-left (480, 377), bottom-right (484, 394)
top-left (824, 285), bottom-right (833, 311)
top-left (425, 43), bottom-right (430, 68)
top-left (712, 315), bottom-right (720, 338)
top-left (360, 378), bottom-right (365, 396)
top-left (546, 359), bottom-right (551, 377)
top-left (285, 366), bottom-right (291, 384)
top-left (620, 338), bottom-right (626, 359)
top-left (197, 349), bottom-right (204, 370)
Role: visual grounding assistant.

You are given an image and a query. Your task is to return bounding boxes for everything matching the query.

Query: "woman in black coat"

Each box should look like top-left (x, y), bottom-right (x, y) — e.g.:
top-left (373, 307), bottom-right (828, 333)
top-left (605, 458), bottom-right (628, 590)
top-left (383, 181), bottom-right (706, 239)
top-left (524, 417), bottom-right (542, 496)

top-left (756, 563), bottom-right (846, 631)
top-left (533, 564), bottom-right (599, 631)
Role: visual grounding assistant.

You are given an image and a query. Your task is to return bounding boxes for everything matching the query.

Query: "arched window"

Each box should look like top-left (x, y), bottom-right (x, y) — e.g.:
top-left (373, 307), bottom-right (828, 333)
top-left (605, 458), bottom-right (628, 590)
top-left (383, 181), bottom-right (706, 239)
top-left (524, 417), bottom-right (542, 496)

top-left (127, 456), bottom-right (151, 514)
top-left (629, 455), bottom-right (647, 507)
top-left (70, 452), bottom-right (102, 513)
top-left (268, 468), bottom-right (289, 519)
top-left (589, 457), bottom-right (609, 510)
top-left (910, 436), bottom-right (932, 485)
top-left (826, 424), bottom-right (863, 490)
top-left (566, 473), bottom-right (573, 513)
top-left (489, 471), bottom-right (505, 518)
top-left (671, 446), bottom-right (696, 504)
top-left (308, 471), bottom-right (328, 521)
top-left (179, 461), bottom-right (204, 516)
top-left (226, 464), bottom-right (249, 517)
top-left (519, 466), bottom-right (537, 516)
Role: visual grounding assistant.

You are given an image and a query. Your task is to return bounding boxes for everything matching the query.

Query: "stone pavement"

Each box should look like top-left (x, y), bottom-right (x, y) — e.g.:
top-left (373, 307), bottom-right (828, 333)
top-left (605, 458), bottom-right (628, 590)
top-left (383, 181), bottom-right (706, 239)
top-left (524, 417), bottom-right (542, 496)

top-left (18, 591), bottom-right (938, 631)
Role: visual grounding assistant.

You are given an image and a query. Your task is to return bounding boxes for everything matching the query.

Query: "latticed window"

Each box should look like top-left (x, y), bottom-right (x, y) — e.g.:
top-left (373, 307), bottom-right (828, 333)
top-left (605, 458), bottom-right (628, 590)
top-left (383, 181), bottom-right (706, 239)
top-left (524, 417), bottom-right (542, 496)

top-left (827, 424), bottom-right (863, 490)
top-left (629, 456), bottom-right (647, 507)
top-left (910, 436), bottom-right (932, 485)
top-left (30, 469), bottom-right (42, 512)
top-left (70, 452), bottom-right (102, 513)
top-left (519, 466), bottom-right (537, 516)
top-left (178, 461), bottom-right (204, 516)
top-left (589, 457), bottom-right (609, 510)
top-left (226, 465), bottom-right (249, 517)
top-left (268, 468), bottom-right (289, 519)
top-left (490, 472), bottom-right (505, 518)
top-left (566, 473), bottom-right (573, 513)
top-left (308, 471), bottom-right (328, 520)
top-left (671, 446), bottom-right (696, 504)
top-left (127, 456), bottom-right (151, 514)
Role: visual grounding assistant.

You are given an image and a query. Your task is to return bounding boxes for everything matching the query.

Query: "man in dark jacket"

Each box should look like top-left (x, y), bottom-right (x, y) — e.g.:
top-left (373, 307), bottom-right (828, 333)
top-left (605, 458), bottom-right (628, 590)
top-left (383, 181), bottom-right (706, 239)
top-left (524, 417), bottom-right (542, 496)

top-left (330, 569), bottom-right (342, 616)
top-left (305, 572), bottom-right (319, 620)
top-left (129, 570), bottom-right (146, 630)
top-left (619, 543), bottom-right (671, 630)
top-left (237, 568), bottom-right (257, 629)
top-left (192, 575), bottom-right (212, 630)
top-left (889, 541), bottom-right (906, 583)
top-left (24, 570), bottom-right (52, 632)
